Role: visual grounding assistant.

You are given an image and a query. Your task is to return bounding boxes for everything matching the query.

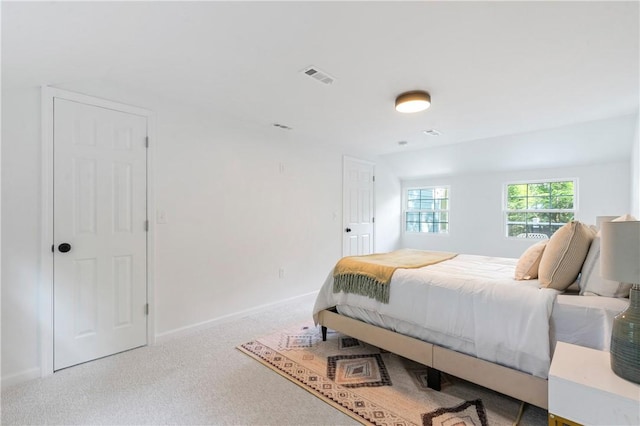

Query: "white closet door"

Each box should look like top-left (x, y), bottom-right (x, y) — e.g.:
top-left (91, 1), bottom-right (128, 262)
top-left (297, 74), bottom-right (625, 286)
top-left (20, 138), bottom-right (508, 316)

top-left (343, 157), bottom-right (375, 256)
top-left (53, 98), bottom-right (148, 370)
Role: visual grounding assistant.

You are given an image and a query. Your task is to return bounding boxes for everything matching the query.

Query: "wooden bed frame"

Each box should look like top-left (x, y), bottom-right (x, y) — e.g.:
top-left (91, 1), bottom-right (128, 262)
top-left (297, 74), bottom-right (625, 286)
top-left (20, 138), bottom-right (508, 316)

top-left (317, 308), bottom-right (549, 410)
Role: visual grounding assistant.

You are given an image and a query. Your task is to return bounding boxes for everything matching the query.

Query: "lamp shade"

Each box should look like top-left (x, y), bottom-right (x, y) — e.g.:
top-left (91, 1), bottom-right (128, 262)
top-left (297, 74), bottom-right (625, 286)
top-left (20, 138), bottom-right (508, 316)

top-left (596, 215), bottom-right (619, 229)
top-left (395, 91), bottom-right (431, 113)
top-left (600, 221), bottom-right (640, 284)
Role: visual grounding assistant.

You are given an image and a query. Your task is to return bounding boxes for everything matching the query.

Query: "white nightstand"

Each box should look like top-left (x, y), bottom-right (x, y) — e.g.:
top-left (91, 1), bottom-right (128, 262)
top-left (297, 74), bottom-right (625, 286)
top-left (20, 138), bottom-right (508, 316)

top-left (549, 342), bottom-right (640, 426)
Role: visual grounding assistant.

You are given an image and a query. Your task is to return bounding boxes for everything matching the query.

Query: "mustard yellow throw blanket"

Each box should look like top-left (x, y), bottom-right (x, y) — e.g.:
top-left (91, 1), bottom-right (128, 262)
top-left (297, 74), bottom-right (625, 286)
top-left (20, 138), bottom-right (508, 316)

top-left (333, 249), bottom-right (457, 303)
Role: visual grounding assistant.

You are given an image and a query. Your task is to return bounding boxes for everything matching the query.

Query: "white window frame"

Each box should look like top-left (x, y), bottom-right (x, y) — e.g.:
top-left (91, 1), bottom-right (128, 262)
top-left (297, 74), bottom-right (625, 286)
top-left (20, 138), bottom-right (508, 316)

top-left (403, 185), bottom-right (450, 235)
top-left (503, 178), bottom-right (578, 239)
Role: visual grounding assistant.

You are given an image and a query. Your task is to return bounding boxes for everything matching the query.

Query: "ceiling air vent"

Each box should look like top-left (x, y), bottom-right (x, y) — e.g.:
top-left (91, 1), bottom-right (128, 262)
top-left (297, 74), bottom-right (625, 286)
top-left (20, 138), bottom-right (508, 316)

top-left (301, 65), bottom-right (335, 85)
top-left (423, 129), bottom-right (442, 137)
top-left (273, 123), bottom-right (293, 130)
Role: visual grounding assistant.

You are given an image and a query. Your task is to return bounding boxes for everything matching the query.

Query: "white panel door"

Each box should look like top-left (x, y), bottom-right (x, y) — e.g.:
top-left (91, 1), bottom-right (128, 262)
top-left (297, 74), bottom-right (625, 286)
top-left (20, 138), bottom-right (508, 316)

top-left (343, 157), bottom-right (375, 256)
top-left (53, 98), bottom-right (148, 371)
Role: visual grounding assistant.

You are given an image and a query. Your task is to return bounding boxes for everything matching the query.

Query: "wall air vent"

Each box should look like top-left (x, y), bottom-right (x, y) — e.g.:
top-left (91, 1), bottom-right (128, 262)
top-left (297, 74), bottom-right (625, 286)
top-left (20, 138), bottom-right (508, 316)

top-left (301, 65), bottom-right (335, 85)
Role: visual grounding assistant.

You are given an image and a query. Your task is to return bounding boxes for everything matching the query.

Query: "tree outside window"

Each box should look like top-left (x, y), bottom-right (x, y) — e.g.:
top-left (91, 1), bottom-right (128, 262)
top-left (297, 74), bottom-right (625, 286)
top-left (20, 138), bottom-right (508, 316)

top-left (505, 180), bottom-right (575, 238)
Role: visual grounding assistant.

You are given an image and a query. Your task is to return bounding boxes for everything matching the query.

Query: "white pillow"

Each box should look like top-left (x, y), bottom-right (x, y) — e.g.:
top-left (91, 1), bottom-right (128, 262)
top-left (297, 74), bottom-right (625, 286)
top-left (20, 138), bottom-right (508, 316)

top-left (579, 235), bottom-right (632, 297)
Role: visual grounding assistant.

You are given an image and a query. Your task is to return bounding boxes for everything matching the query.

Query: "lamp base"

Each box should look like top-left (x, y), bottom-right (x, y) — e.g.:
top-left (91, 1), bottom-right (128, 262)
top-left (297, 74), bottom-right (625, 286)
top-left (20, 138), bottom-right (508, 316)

top-left (610, 286), bottom-right (640, 384)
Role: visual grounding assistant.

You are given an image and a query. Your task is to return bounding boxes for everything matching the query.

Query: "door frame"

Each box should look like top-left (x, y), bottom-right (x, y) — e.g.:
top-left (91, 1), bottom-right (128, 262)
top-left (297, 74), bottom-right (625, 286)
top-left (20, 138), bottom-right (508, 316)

top-left (342, 155), bottom-right (376, 256)
top-left (40, 86), bottom-right (156, 376)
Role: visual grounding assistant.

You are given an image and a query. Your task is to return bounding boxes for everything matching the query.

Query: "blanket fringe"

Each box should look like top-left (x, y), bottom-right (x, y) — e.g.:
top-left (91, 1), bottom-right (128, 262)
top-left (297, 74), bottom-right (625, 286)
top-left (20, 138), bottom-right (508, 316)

top-left (333, 274), bottom-right (390, 303)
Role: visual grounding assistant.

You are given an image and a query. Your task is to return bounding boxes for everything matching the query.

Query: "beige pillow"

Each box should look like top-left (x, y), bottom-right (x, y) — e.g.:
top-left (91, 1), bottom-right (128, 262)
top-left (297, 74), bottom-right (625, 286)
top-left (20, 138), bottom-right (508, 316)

top-left (515, 241), bottom-right (547, 280)
top-left (539, 221), bottom-right (596, 290)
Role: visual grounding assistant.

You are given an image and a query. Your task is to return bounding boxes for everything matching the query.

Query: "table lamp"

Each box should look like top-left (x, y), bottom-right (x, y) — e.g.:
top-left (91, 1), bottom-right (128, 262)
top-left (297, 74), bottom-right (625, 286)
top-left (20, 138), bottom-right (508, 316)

top-left (596, 215), bottom-right (619, 229)
top-left (601, 220), bottom-right (640, 383)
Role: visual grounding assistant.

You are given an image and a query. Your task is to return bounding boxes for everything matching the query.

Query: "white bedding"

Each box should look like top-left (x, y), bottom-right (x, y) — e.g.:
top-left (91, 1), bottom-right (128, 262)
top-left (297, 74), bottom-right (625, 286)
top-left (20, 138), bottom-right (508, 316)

top-left (313, 254), bottom-right (627, 379)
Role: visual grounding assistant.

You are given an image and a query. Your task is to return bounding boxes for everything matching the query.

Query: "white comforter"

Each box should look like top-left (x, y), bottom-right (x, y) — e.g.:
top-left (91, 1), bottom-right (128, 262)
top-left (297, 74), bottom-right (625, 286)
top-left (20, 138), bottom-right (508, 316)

top-left (313, 254), bottom-right (559, 378)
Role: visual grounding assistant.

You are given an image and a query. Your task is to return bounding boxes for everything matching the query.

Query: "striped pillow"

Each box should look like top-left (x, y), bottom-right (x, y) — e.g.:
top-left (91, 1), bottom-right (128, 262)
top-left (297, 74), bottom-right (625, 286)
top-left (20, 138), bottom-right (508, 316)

top-left (539, 221), bottom-right (596, 290)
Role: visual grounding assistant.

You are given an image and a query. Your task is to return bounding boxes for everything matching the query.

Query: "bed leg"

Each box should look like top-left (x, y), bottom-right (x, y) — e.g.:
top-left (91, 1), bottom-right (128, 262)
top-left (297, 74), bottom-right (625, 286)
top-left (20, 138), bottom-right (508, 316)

top-left (321, 326), bottom-right (328, 341)
top-left (427, 367), bottom-right (441, 391)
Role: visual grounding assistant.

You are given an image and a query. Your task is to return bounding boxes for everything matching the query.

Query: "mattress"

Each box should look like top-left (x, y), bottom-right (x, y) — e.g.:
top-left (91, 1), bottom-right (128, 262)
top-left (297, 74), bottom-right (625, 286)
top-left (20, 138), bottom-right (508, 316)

top-left (313, 254), bottom-right (629, 378)
top-left (551, 292), bottom-right (628, 351)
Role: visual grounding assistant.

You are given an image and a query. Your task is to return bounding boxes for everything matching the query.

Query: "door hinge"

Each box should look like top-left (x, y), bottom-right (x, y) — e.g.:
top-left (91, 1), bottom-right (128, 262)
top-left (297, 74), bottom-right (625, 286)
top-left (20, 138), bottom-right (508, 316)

top-left (145, 220), bottom-right (149, 232)
top-left (372, 217), bottom-right (375, 223)
top-left (145, 136), bottom-right (149, 148)
top-left (145, 303), bottom-right (149, 315)
top-left (373, 175), bottom-right (376, 182)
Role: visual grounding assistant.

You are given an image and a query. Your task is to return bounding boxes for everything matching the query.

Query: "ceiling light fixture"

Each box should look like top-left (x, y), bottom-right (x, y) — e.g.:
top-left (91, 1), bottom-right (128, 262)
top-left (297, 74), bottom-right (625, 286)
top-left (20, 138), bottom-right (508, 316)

top-left (395, 90), bottom-right (431, 113)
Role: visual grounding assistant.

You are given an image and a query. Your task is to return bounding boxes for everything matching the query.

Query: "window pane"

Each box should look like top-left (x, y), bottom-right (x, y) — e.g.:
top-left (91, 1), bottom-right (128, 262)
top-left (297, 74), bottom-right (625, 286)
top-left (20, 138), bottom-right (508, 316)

top-left (552, 195), bottom-right (573, 209)
top-left (528, 196), bottom-right (550, 209)
top-left (528, 183), bottom-right (550, 196)
top-left (551, 181), bottom-right (573, 196)
top-left (507, 184), bottom-right (527, 209)
top-left (507, 224), bottom-right (526, 237)
top-left (420, 189), bottom-right (434, 200)
top-left (421, 199), bottom-right (434, 210)
top-left (405, 212), bottom-right (419, 232)
top-left (507, 212), bottom-right (526, 223)
top-left (406, 222), bottom-right (420, 232)
top-left (407, 189), bottom-right (421, 200)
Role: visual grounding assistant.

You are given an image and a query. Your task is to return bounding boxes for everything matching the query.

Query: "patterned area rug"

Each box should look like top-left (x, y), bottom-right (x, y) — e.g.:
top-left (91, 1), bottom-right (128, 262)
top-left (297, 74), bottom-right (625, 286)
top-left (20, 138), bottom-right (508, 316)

top-left (238, 322), bottom-right (547, 426)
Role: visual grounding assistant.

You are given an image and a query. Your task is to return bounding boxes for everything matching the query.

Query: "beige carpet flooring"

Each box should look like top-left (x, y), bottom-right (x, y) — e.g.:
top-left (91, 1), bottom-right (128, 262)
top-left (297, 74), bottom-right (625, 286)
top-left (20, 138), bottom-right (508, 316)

top-left (1, 294), bottom-right (546, 425)
top-left (1, 294), bottom-right (358, 425)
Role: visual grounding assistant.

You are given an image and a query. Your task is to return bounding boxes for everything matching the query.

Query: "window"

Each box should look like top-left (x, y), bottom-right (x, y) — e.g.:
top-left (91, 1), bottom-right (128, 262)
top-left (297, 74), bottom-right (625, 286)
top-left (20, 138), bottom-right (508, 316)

top-left (405, 187), bottom-right (449, 233)
top-left (505, 179), bottom-right (576, 239)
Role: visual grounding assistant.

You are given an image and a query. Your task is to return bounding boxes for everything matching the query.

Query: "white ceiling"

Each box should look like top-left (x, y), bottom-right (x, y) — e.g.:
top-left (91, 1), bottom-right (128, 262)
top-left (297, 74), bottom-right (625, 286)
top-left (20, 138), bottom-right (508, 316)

top-left (2, 1), bottom-right (639, 156)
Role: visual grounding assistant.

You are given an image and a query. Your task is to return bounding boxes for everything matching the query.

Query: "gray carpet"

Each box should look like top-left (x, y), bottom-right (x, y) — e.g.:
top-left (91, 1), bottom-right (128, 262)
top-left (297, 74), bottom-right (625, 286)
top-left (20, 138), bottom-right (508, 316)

top-left (1, 294), bottom-right (546, 425)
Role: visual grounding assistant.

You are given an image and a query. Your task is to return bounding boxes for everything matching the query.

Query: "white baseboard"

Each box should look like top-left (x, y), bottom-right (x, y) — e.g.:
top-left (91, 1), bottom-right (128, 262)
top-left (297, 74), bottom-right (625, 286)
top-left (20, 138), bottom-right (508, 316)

top-left (154, 290), bottom-right (319, 344)
top-left (1, 367), bottom-right (41, 389)
top-left (0, 292), bottom-right (319, 387)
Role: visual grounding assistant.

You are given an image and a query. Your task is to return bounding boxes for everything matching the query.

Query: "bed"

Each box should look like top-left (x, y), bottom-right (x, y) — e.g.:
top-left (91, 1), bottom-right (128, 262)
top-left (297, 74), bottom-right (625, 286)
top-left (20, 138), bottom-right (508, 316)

top-left (312, 227), bottom-right (631, 410)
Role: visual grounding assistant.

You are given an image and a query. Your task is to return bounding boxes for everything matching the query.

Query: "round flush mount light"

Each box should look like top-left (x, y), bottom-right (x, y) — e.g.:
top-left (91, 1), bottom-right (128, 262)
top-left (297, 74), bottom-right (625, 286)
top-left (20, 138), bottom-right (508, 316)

top-left (395, 90), bottom-right (431, 113)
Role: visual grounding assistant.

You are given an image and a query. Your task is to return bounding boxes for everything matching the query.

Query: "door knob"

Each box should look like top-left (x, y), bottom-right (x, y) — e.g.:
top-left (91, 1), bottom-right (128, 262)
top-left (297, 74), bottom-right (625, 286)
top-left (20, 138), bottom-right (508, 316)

top-left (58, 243), bottom-right (72, 253)
top-left (345, 228), bottom-right (352, 233)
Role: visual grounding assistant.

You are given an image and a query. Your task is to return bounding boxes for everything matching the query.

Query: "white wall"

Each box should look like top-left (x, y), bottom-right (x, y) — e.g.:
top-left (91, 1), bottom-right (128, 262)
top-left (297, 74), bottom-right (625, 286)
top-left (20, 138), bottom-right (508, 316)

top-left (1, 88), bottom-right (42, 384)
top-left (631, 112), bottom-right (640, 217)
top-left (402, 162), bottom-right (631, 258)
top-left (153, 104), bottom-right (341, 334)
top-left (0, 85), bottom-right (401, 384)
top-left (372, 160), bottom-right (402, 252)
